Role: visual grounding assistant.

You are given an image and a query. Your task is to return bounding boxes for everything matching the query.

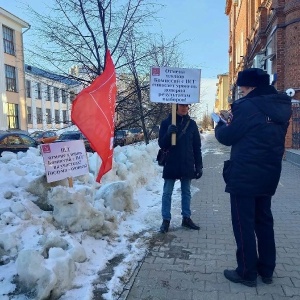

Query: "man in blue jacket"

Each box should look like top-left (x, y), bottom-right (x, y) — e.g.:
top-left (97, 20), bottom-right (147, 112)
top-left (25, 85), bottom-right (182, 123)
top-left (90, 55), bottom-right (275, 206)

top-left (215, 68), bottom-right (292, 287)
top-left (158, 104), bottom-right (203, 233)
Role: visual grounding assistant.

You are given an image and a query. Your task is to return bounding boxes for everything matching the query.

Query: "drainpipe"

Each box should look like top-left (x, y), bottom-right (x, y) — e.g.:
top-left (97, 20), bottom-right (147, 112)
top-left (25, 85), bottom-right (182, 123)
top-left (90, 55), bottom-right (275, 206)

top-left (21, 24), bottom-right (31, 131)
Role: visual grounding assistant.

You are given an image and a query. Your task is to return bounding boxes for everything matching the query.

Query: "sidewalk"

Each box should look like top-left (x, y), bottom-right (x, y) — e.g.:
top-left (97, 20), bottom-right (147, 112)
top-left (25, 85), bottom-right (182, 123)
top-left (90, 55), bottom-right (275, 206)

top-left (125, 133), bottom-right (300, 300)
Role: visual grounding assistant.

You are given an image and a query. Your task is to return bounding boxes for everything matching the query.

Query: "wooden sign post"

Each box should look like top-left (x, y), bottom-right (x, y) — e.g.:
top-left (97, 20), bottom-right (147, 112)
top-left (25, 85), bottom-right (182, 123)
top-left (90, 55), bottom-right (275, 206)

top-left (171, 103), bottom-right (177, 145)
top-left (67, 177), bottom-right (73, 188)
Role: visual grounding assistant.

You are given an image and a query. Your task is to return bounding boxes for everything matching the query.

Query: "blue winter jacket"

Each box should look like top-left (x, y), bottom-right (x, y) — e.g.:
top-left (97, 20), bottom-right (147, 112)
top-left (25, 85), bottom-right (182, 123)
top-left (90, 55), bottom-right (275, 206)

top-left (158, 113), bottom-right (203, 179)
top-left (215, 85), bottom-right (292, 196)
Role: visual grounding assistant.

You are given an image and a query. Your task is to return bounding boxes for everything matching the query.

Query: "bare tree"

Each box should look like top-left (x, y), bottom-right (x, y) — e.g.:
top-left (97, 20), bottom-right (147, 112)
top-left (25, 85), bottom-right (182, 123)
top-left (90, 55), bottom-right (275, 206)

top-left (201, 113), bottom-right (213, 130)
top-left (116, 32), bottom-right (185, 143)
top-left (25, 0), bottom-right (204, 143)
top-left (26, 0), bottom-right (162, 82)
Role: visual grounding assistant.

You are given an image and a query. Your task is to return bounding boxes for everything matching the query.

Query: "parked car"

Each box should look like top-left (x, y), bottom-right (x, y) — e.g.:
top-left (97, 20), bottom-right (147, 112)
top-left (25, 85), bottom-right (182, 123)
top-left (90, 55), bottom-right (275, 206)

top-left (7, 129), bottom-right (30, 136)
top-left (149, 125), bottom-right (160, 139)
top-left (0, 131), bottom-right (40, 155)
top-left (128, 128), bottom-right (144, 142)
top-left (54, 131), bottom-right (94, 152)
top-left (114, 130), bottom-right (134, 147)
top-left (30, 130), bottom-right (58, 144)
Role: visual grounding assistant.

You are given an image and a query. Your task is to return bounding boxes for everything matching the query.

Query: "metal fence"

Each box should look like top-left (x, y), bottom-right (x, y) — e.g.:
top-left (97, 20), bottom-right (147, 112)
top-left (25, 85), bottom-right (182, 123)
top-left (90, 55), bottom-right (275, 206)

top-left (292, 103), bottom-right (300, 149)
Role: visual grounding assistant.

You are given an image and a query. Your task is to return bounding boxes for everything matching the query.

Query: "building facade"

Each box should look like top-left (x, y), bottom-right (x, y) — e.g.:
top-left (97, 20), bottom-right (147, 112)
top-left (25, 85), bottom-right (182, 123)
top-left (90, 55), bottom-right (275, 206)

top-left (214, 73), bottom-right (230, 113)
top-left (225, 0), bottom-right (300, 148)
top-left (25, 64), bottom-right (81, 132)
top-left (0, 8), bottom-right (29, 130)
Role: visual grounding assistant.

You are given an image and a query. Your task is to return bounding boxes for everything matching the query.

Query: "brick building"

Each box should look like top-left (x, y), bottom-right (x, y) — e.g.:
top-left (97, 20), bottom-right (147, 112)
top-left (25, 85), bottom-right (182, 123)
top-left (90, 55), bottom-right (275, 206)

top-left (225, 0), bottom-right (300, 148)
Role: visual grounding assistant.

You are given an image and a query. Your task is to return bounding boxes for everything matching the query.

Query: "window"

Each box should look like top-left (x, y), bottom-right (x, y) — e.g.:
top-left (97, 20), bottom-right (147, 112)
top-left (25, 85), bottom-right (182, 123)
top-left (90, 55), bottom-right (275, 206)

top-left (26, 80), bottom-right (31, 98)
top-left (2, 25), bottom-right (15, 55)
top-left (37, 83), bottom-right (42, 99)
top-left (54, 87), bottom-right (59, 102)
top-left (62, 89), bottom-right (67, 104)
top-left (27, 106), bottom-right (32, 124)
top-left (21, 135), bottom-right (37, 146)
top-left (36, 107), bottom-right (43, 124)
top-left (5, 64), bottom-right (17, 92)
top-left (7, 135), bottom-right (22, 145)
top-left (62, 110), bottom-right (67, 123)
top-left (69, 91), bottom-right (76, 102)
top-left (7, 103), bottom-right (19, 129)
top-left (55, 110), bottom-right (60, 123)
top-left (7, 134), bottom-right (35, 146)
top-left (46, 108), bottom-right (51, 124)
top-left (47, 85), bottom-right (51, 101)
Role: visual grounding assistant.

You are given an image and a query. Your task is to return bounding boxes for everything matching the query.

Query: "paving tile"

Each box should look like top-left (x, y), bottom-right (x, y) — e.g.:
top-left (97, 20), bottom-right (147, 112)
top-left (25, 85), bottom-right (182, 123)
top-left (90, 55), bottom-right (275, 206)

top-left (125, 134), bottom-right (300, 300)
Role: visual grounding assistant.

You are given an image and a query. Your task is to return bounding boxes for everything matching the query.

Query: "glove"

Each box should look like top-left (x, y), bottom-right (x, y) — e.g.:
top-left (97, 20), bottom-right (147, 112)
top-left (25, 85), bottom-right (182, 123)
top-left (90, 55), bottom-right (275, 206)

top-left (195, 168), bottom-right (203, 179)
top-left (167, 124), bottom-right (178, 135)
top-left (220, 110), bottom-right (230, 120)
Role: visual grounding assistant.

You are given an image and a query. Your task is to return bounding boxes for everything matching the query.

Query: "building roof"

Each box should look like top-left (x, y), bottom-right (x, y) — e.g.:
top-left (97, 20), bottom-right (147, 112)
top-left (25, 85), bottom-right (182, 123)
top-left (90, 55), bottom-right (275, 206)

top-left (0, 7), bottom-right (30, 28)
top-left (25, 64), bottom-right (81, 86)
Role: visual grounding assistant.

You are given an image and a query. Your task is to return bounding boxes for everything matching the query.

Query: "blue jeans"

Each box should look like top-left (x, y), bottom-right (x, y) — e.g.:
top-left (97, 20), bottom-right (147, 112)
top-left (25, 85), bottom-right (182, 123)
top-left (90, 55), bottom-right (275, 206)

top-left (161, 178), bottom-right (191, 220)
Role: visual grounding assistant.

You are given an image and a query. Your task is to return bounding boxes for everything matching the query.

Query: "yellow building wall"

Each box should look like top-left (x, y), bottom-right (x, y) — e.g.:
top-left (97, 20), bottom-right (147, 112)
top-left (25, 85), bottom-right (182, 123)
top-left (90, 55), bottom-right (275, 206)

top-left (1, 8), bottom-right (29, 130)
top-left (215, 73), bottom-right (230, 113)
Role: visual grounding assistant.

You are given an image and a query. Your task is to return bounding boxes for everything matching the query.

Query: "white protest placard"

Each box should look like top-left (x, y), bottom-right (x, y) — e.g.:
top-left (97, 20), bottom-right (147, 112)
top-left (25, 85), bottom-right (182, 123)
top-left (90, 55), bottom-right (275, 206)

top-left (150, 66), bottom-right (201, 104)
top-left (40, 140), bottom-right (89, 183)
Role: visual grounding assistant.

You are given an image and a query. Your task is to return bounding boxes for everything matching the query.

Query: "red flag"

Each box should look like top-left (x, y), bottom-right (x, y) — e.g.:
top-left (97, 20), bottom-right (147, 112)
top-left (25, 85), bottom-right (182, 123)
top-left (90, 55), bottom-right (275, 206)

top-left (71, 50), bottom-right (117, 182)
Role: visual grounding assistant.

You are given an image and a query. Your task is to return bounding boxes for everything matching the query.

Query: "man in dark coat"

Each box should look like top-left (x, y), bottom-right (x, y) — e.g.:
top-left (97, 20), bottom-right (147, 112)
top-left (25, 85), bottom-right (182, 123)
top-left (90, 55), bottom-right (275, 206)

top-left (215, 68), bottom-right (292, 287)
top-left (158, 104), bottom-right (203, 233)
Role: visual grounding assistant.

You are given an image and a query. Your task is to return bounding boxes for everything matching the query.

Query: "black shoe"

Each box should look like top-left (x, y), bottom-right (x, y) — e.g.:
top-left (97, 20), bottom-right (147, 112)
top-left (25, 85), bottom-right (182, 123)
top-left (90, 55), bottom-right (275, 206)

top-left (159, 220), bottom-right (170, 233)
top-left (181, 217), bottom-right (200, 230)
top-left (224, 269), bottom-right (257, 287)
top-left (261, 276), bottom-right (273, 284)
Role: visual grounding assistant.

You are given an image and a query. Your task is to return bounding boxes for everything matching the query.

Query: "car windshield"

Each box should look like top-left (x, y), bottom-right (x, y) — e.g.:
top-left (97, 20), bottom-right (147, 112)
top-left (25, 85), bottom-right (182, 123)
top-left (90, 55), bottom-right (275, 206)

top-left (130, 128), bottom-right (140, 134)
top-left (116, 131), bottom-right (125, 137)
top-left (30, 132), bottom-right (43, 138)
top-left (59, 133), bottom-right (81, 140)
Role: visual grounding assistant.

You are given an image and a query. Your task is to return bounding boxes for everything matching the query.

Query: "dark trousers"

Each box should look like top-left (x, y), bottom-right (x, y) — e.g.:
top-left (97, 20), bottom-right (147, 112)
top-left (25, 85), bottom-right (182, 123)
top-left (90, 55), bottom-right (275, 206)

top-left (230, 194), bottom-right (276, 280)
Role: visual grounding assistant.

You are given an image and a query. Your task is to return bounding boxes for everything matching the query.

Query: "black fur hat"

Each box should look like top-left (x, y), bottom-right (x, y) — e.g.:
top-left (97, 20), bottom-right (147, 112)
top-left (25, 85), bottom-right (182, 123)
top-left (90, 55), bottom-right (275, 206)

top-left (236, 68), bottom-right (270, 87)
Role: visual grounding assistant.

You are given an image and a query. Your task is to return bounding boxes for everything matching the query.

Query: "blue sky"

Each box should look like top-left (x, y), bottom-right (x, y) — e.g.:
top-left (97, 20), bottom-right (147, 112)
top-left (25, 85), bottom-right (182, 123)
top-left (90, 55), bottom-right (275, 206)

top-left (156, 0), bottom-right (229, 79)
top-left (1, 0), bottom-right (229, 114)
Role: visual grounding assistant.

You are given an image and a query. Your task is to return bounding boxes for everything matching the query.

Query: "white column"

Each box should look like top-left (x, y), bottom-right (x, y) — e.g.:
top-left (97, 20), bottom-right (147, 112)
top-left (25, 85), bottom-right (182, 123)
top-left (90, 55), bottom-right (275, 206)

top-left (42, 83), bottom-right (47, 129)
top-left (32, 81), bottom-right (37, 129)
top-left (67, 91), bottom-right (71, 124)
top-left (50, 87), bottom-right (55, 129)
top-left (58, 88), bottom-right (63, 129)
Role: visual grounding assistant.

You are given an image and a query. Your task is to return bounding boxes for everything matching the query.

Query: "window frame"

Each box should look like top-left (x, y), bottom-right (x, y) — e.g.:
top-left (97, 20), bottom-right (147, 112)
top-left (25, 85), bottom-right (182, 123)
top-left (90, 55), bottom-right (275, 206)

top-left (2, 25), bottom-right (15, 55)
top-left (55, 109), bottom-right (60, 123)
top-left (62, 89), bottom-right (67, 104)
top-left (27, 106), bottom-right (32, 124)
top-left (37, 83), bottom-right (42, 99)
top-left (26, 80), bottom-right (31, 98)
top-left (7, 103), bottom-right (19, 129)
top-left (47, 85), bottom-right (51, 101)
top-left (46, 108), bottom-right (51, 124)
top-left (54, 87), bottom-right (59, 102)
top-left (5, 64), bottom-right (17, 92)
top-left (36, 107), bottom-right (43, 124)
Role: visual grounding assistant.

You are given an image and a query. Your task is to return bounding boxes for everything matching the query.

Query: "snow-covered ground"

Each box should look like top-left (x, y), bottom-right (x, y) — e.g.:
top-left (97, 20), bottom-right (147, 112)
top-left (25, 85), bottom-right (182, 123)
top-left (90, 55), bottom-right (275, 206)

top-left (0, 133), bottom-right (208, 300)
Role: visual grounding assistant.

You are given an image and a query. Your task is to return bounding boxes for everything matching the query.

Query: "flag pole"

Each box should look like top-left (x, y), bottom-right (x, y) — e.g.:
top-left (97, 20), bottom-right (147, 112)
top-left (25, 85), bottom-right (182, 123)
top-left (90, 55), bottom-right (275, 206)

top-left (171, 103), bottom-right (176, 145)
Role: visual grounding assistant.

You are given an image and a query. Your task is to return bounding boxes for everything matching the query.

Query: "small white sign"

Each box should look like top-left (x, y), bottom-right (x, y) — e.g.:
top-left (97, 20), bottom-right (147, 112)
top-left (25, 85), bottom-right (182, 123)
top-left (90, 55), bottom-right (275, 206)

top-left (150, 66), bottom-right (201, 104)
top-left (40, 140), bottom-right (89, 183)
